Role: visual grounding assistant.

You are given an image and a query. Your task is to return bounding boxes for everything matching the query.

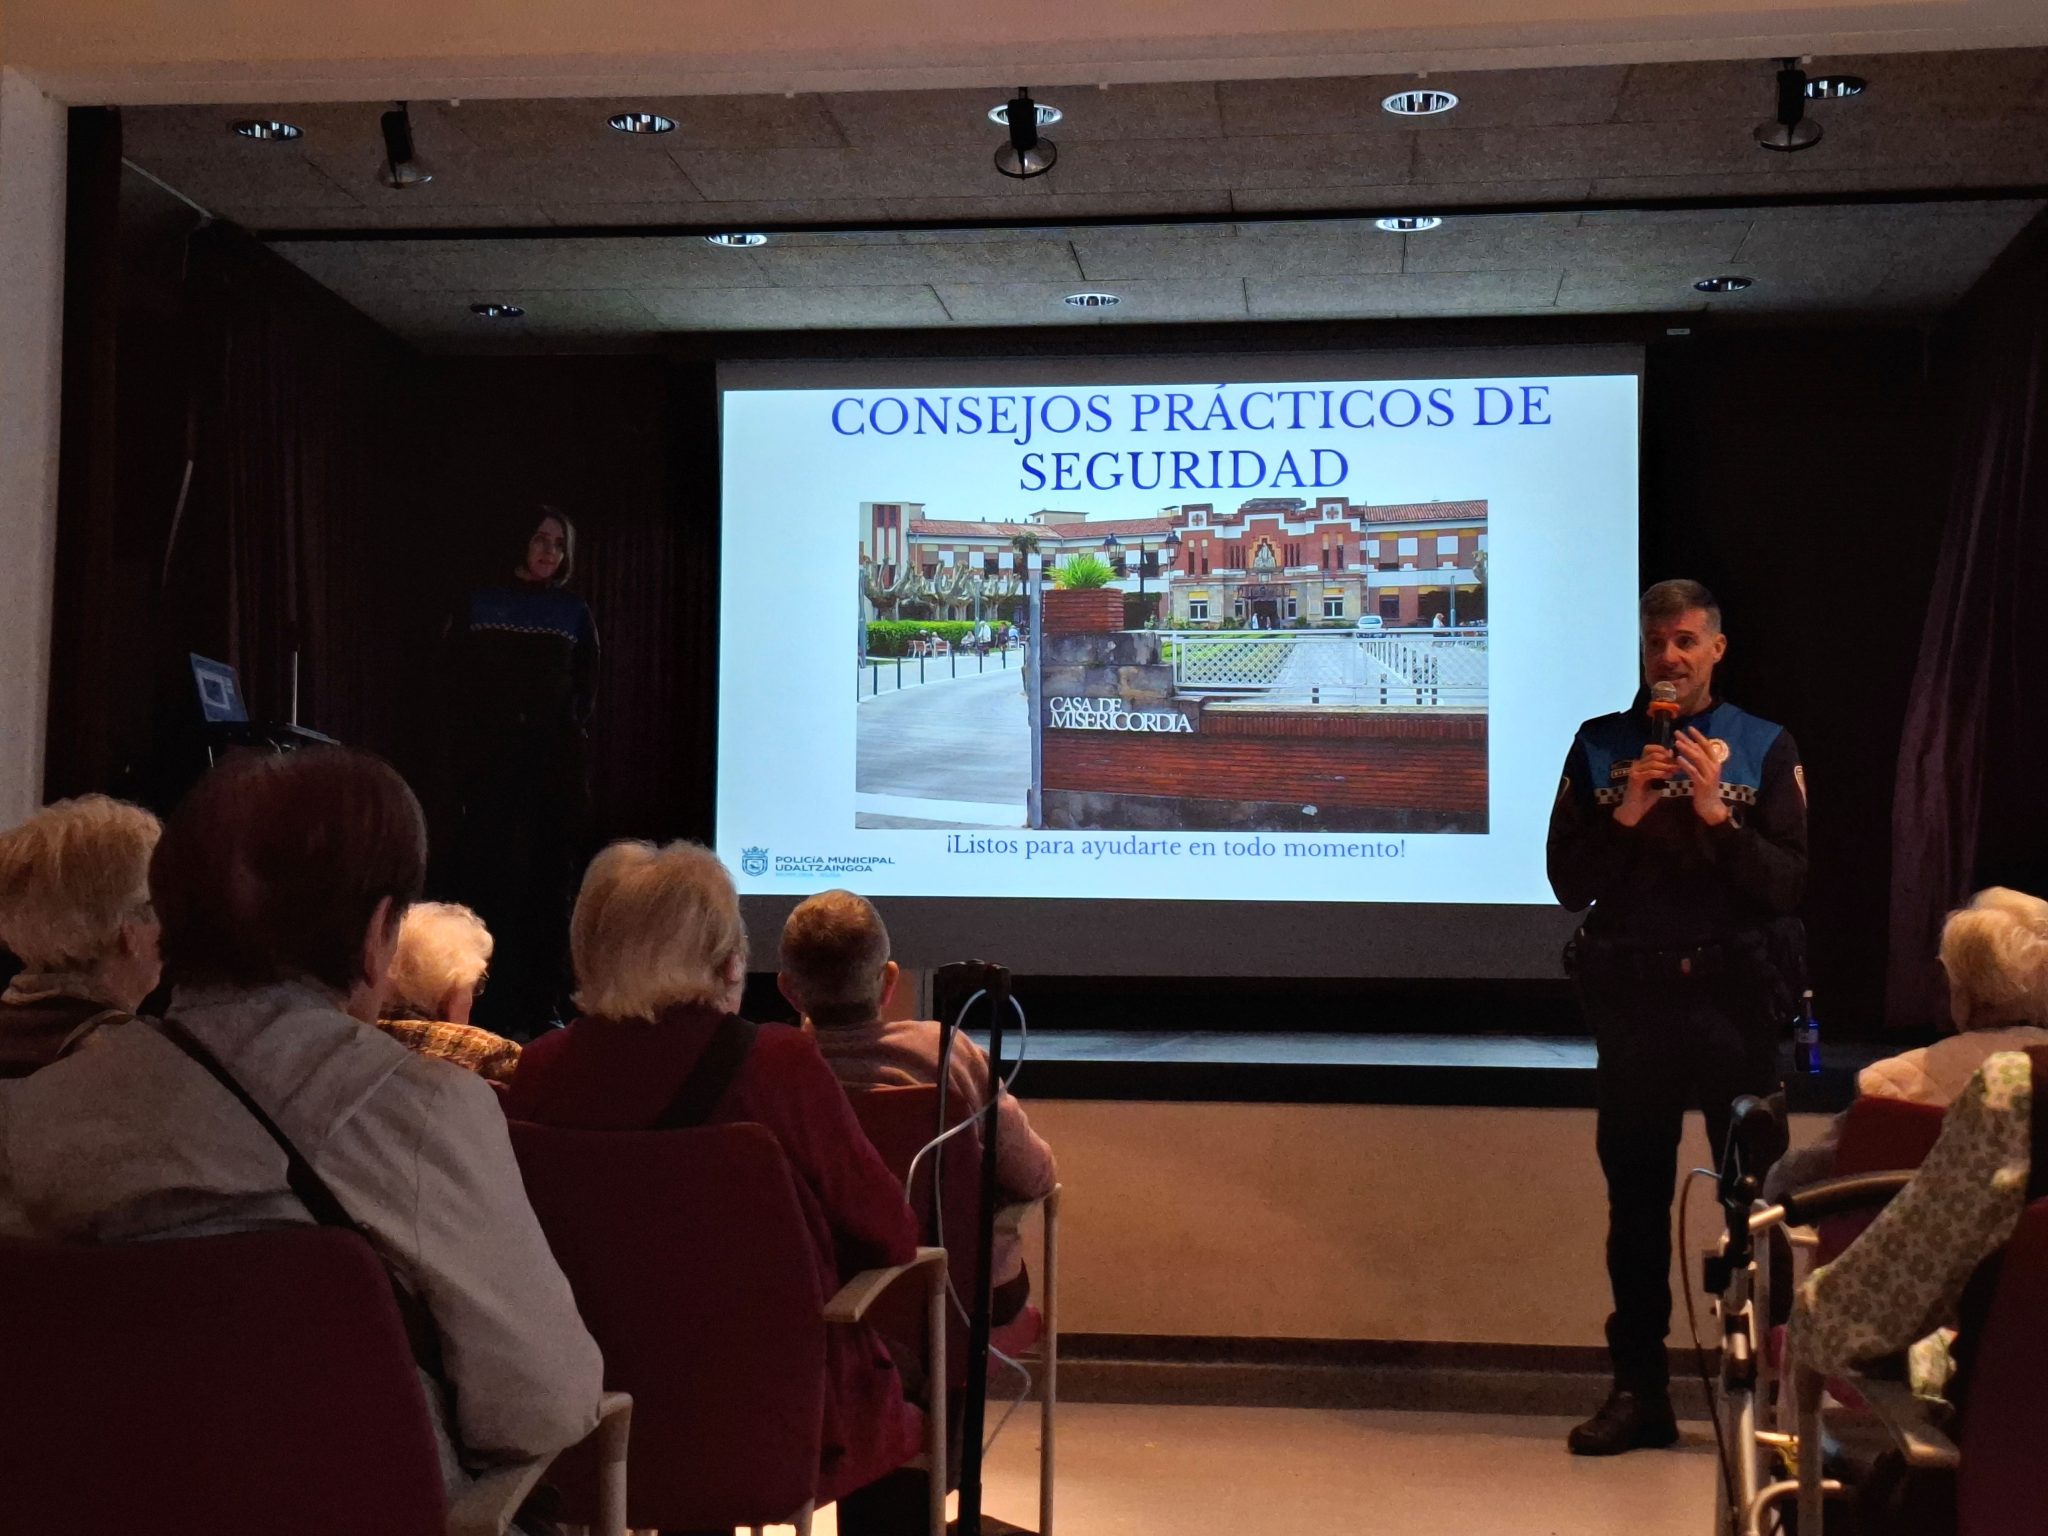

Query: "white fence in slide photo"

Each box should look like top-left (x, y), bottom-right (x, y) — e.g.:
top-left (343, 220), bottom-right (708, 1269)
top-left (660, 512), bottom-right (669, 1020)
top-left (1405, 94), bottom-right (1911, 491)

top-left (1168, 627), bottom-right (1488, 707)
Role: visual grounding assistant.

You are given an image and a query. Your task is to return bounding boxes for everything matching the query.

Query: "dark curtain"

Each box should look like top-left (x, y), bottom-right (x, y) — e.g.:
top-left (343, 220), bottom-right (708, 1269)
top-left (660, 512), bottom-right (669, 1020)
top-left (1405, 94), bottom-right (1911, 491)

top-left (165, 224), bottom-right (429, 779)
top-left (1887, 210), bottom-right (2048, 1027)
top-left (411, 355), bottom-right (701, 881)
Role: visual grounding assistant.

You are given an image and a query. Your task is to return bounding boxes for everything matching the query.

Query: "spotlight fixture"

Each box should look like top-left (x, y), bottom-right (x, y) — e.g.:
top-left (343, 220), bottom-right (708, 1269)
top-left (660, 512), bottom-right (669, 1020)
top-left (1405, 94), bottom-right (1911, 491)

top-left (1064, 292), bottom-right (1120, 309)
top-left (1804, 75), bottom-right (1866, 100)
top-left (230, 119), bottom-right (303, 141)
top-left (1694, 275), bottom-right (1754, 294)
top-left (986, 100), bottom-right (1062, 128)
top-left (994, 88), bottom-right (1058, 179)
top-left (378, 102), bottom-right (434, 189)
top-left (1755, 60), bottom-right (1823, 152)
top-left (1382, 88), bottom-right (1459, 116)
top-left (704, 232), bottom-right (768, 248)
top-left (1375, 215), bottom-right (1443, 232)
top-left (608, 111), bottom-right (677, 134)
top-left (470, 303), bottom-right (525, 318)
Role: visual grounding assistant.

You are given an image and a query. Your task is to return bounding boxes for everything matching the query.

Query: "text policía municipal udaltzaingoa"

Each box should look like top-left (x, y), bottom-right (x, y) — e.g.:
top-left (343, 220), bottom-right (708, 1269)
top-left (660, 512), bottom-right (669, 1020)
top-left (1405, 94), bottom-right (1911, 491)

top-left (828, 384), bottom-right (1556, 494)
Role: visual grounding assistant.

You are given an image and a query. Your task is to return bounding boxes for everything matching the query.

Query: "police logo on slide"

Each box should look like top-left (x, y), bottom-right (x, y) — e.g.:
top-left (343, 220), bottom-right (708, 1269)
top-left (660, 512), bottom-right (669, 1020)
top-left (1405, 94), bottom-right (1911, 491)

top-left (741, 846), bottom-right (770, 877)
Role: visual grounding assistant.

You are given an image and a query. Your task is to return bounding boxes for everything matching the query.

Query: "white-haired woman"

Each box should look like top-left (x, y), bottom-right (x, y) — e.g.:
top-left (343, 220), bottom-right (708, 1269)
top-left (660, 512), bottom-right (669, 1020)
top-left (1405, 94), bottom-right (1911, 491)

top-left (504, 841), bottom-right (925, 1533)
top-left (378, 902), bottom-right (522, 1083)
top-left (1767, 888), bottom-right (2048, 1200)
top-left (0, 795), bottom-right (162, 1078)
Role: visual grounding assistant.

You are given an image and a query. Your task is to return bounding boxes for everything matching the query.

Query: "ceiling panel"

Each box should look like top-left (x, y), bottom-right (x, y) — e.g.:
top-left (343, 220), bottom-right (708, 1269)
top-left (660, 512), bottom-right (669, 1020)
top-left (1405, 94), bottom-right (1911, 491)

top-left (821, 83), bottom-right (1225, 146)
top-left (113, 49), bottom-right (2048, 349)
top-left (121, 48), bottom-right (2048, 235)
top-left (1247, 268), bottom-right (1563, 317)
top-left (748, 239), bottom-right (1085, 286)
top-left (934, 278), bottom-right (1251, 325)
top-left (1217, 66), bottom-right (1630, 135)
top-left (1072, 228), bottom-right (1405, 279)
top-left (256, 197), bottom-right (2041, 345)
top-left (636, 284), bottom-right (953, 328)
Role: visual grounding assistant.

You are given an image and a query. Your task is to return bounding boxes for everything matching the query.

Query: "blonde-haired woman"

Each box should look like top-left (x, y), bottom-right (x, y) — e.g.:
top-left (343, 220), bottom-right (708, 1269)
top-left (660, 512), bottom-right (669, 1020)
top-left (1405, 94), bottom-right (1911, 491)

top-left (0, 795), bottom-right (162, 1077)
top-left (505, 841), bottom-right (925, 1531)
top-left (1768, 887), bottom-right (2048, 1199)
top-left (378, 902), bottom-right (522, 1083)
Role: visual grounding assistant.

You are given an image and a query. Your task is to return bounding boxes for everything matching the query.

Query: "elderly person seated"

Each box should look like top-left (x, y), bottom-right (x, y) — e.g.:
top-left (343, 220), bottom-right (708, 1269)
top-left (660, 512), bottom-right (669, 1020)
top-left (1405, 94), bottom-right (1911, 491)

top-left (781, 888), bottom-right (1057, 1324)
top-left (0, 795), bottom-right (162, 1078)
top-left (505, 841), bottom-right (925, 1535)
top-left (0, 748), bottom-right (603, 1505)
top-left (1793, 1044), bottom-right (2047, 1430)
top-left (1767, 887), bottom-right (2048, 1201)
top-left (378, 901), bottom-right (521, 1082)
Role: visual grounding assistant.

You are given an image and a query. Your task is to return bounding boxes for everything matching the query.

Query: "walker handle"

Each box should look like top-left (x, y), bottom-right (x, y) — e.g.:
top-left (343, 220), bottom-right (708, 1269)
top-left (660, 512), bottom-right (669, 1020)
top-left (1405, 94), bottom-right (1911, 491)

top-left (1778, 1170), bottom-right (1915, 1226)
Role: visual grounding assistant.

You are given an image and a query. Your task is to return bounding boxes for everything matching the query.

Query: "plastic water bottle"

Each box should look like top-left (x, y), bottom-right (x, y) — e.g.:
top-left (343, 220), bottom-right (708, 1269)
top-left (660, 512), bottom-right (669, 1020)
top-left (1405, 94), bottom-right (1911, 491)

top-left (1794, 989), bottom-right (1822, 1076)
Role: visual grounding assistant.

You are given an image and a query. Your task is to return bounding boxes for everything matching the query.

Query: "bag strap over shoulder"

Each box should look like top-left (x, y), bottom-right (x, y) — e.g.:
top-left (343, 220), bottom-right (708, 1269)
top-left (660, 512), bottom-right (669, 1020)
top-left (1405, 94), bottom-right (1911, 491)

top-left (151, 1016), bottom-right (443, 1373)
top-left (155, 1015), bottom-right (362, 1233)
top-left (655, 1014), bottom-right (759, 1130)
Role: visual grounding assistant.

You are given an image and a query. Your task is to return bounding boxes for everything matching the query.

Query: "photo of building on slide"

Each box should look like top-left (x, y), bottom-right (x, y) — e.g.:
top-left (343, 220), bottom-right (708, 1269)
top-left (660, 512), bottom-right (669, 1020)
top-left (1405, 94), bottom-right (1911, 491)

top-left (855, 495), bottom-right (1489, 835)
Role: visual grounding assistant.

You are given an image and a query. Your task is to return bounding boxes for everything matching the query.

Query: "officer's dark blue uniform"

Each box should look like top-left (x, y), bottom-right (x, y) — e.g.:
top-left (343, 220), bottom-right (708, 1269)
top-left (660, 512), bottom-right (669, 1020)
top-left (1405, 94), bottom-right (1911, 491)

top-left (1548, 696), bottom-right (1807, 1407)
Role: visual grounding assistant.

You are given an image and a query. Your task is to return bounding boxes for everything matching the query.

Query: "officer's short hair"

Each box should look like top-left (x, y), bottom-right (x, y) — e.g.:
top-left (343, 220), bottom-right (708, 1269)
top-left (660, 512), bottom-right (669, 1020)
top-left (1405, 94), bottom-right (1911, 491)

top-left (1640, 579), bottom-right (1722, 635)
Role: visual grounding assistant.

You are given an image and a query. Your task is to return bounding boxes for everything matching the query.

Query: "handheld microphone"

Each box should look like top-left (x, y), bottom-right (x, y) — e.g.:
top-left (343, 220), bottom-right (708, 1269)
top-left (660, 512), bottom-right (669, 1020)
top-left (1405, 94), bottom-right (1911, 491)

top-left (1647, 680), bottom-right (1680, 750)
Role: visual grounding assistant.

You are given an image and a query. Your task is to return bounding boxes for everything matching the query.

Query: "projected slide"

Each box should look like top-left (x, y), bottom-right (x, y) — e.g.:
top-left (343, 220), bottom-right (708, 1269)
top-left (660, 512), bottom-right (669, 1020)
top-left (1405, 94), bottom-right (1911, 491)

top-left (719, 358), bottom-right (1639, 907)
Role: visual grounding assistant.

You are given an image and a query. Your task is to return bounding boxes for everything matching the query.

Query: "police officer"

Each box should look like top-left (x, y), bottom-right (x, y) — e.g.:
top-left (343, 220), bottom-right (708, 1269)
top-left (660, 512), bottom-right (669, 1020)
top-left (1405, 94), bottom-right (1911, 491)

top-left (1549, 579), bottom-right (1806, 1455)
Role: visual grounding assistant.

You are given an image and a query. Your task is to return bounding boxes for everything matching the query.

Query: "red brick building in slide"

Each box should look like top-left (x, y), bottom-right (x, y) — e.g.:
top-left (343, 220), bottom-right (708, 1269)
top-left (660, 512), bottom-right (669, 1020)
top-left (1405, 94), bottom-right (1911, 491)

top-left (859, 495), bottom-right (1486, 627)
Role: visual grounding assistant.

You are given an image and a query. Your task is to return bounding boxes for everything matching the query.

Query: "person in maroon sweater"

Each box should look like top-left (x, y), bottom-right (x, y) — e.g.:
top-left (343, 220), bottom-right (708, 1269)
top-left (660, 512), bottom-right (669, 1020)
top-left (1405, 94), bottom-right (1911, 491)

top-left (504, 839), bottom-right (923, 1530)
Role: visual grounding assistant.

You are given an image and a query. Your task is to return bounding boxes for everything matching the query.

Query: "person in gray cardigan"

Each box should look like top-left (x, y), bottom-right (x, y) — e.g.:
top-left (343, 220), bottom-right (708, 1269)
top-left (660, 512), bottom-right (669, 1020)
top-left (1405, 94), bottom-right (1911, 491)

top-left (0, 748), bottom-right (603, 1501)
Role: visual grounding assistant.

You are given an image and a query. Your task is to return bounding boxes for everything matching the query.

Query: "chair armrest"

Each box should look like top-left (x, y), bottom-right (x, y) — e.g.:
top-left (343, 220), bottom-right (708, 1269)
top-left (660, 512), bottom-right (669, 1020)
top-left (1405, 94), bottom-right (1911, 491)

top-left (1857, 1377), bottom-right (1960, 1470)
top-left (447, 1458), bottom-right (553, 1536)
top-left (995, 1182), bottom-right (1062, 1236)
top-left (824, 1246), bottom-right (947, 1324)
top-left (448, 1391), bottom-right (635, 1536)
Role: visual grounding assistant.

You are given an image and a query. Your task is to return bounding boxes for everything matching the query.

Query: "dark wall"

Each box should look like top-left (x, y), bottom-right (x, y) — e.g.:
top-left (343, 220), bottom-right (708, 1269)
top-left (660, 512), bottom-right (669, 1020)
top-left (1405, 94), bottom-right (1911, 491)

top-left (1642, 328), bottom-right (1946, 1032)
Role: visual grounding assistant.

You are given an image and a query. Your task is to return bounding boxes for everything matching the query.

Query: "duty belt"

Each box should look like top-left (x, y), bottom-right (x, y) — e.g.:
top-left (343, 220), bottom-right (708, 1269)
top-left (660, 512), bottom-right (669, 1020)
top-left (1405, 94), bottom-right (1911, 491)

top-left (1577, 937), bottom-right (1736, 981)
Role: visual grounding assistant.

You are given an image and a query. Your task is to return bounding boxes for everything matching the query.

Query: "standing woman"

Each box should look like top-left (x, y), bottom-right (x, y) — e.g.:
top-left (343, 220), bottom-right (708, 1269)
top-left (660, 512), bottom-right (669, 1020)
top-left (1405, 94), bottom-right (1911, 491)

top-left (446, 507), bottom-right (600, 1038)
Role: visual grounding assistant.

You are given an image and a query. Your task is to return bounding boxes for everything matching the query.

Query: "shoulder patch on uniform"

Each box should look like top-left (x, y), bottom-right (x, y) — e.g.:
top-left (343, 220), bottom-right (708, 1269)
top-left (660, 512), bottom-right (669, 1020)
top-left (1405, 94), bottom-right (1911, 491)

top-left (1794, 763), bottom-right (1807, 805)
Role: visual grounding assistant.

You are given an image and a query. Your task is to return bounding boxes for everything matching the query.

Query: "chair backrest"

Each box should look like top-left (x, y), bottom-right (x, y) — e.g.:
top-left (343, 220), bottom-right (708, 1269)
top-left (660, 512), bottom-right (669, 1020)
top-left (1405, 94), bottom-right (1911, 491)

top-left (1959, 1197), bottom-right (2048, 1536)
top-left (849, 1083), bottom-right (986, 1382)
top-left (508, 1119), bottom-right (828, 1530)
top-left (1815, 1096), bottom-right (1949, 1264)
top-left (0, 1226), bottom-right (445, 1536)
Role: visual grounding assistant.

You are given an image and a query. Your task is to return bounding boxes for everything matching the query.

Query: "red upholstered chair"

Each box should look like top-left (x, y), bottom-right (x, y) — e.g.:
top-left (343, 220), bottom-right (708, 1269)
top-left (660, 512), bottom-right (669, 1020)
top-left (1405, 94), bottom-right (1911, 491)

top-left (849, 1083), bottom-right (1062, 1535)
top-left (1956, 1197), bottom-right (2048, 1534)
top-left (1814, 1096), bottom-right (1949, 1265)
top-left (508, 1119), bottom-right (948, 1536)
top-left (0, 1225), bottom-right (629, 1536)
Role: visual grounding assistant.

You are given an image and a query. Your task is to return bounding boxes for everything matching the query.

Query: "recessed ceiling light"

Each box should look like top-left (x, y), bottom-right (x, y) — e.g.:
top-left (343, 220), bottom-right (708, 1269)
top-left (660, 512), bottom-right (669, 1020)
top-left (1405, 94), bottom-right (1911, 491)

top-left (1375, 215), bottom-right (1443, 232)
top-left (1803, 75), bottom-right (1866, 99)
top-left (1382, 89), bottom-right (1459, 116)
top-left (608, 111), bottom-right (677, 134)
top-left (230, 119), bottom-right (303, 141)
top-left (1694, 276), bottom-right (1754, 294)
top-left (705, 232), bottom-right (768, 248)
top-left (470, 302), bottom-right (525, 319)
top-left (1064, 292), bottom-right (1121, 309)
top-left (986, 100), bottom-right (1063, 127)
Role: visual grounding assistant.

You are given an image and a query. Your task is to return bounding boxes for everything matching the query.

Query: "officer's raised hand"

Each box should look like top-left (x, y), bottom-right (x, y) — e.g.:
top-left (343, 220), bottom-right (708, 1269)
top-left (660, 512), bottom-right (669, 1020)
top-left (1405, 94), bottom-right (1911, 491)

top-left (1672, 727), bottom-right (1731, 826)
top-left (1613, 746), bottom-right (1675, 828)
